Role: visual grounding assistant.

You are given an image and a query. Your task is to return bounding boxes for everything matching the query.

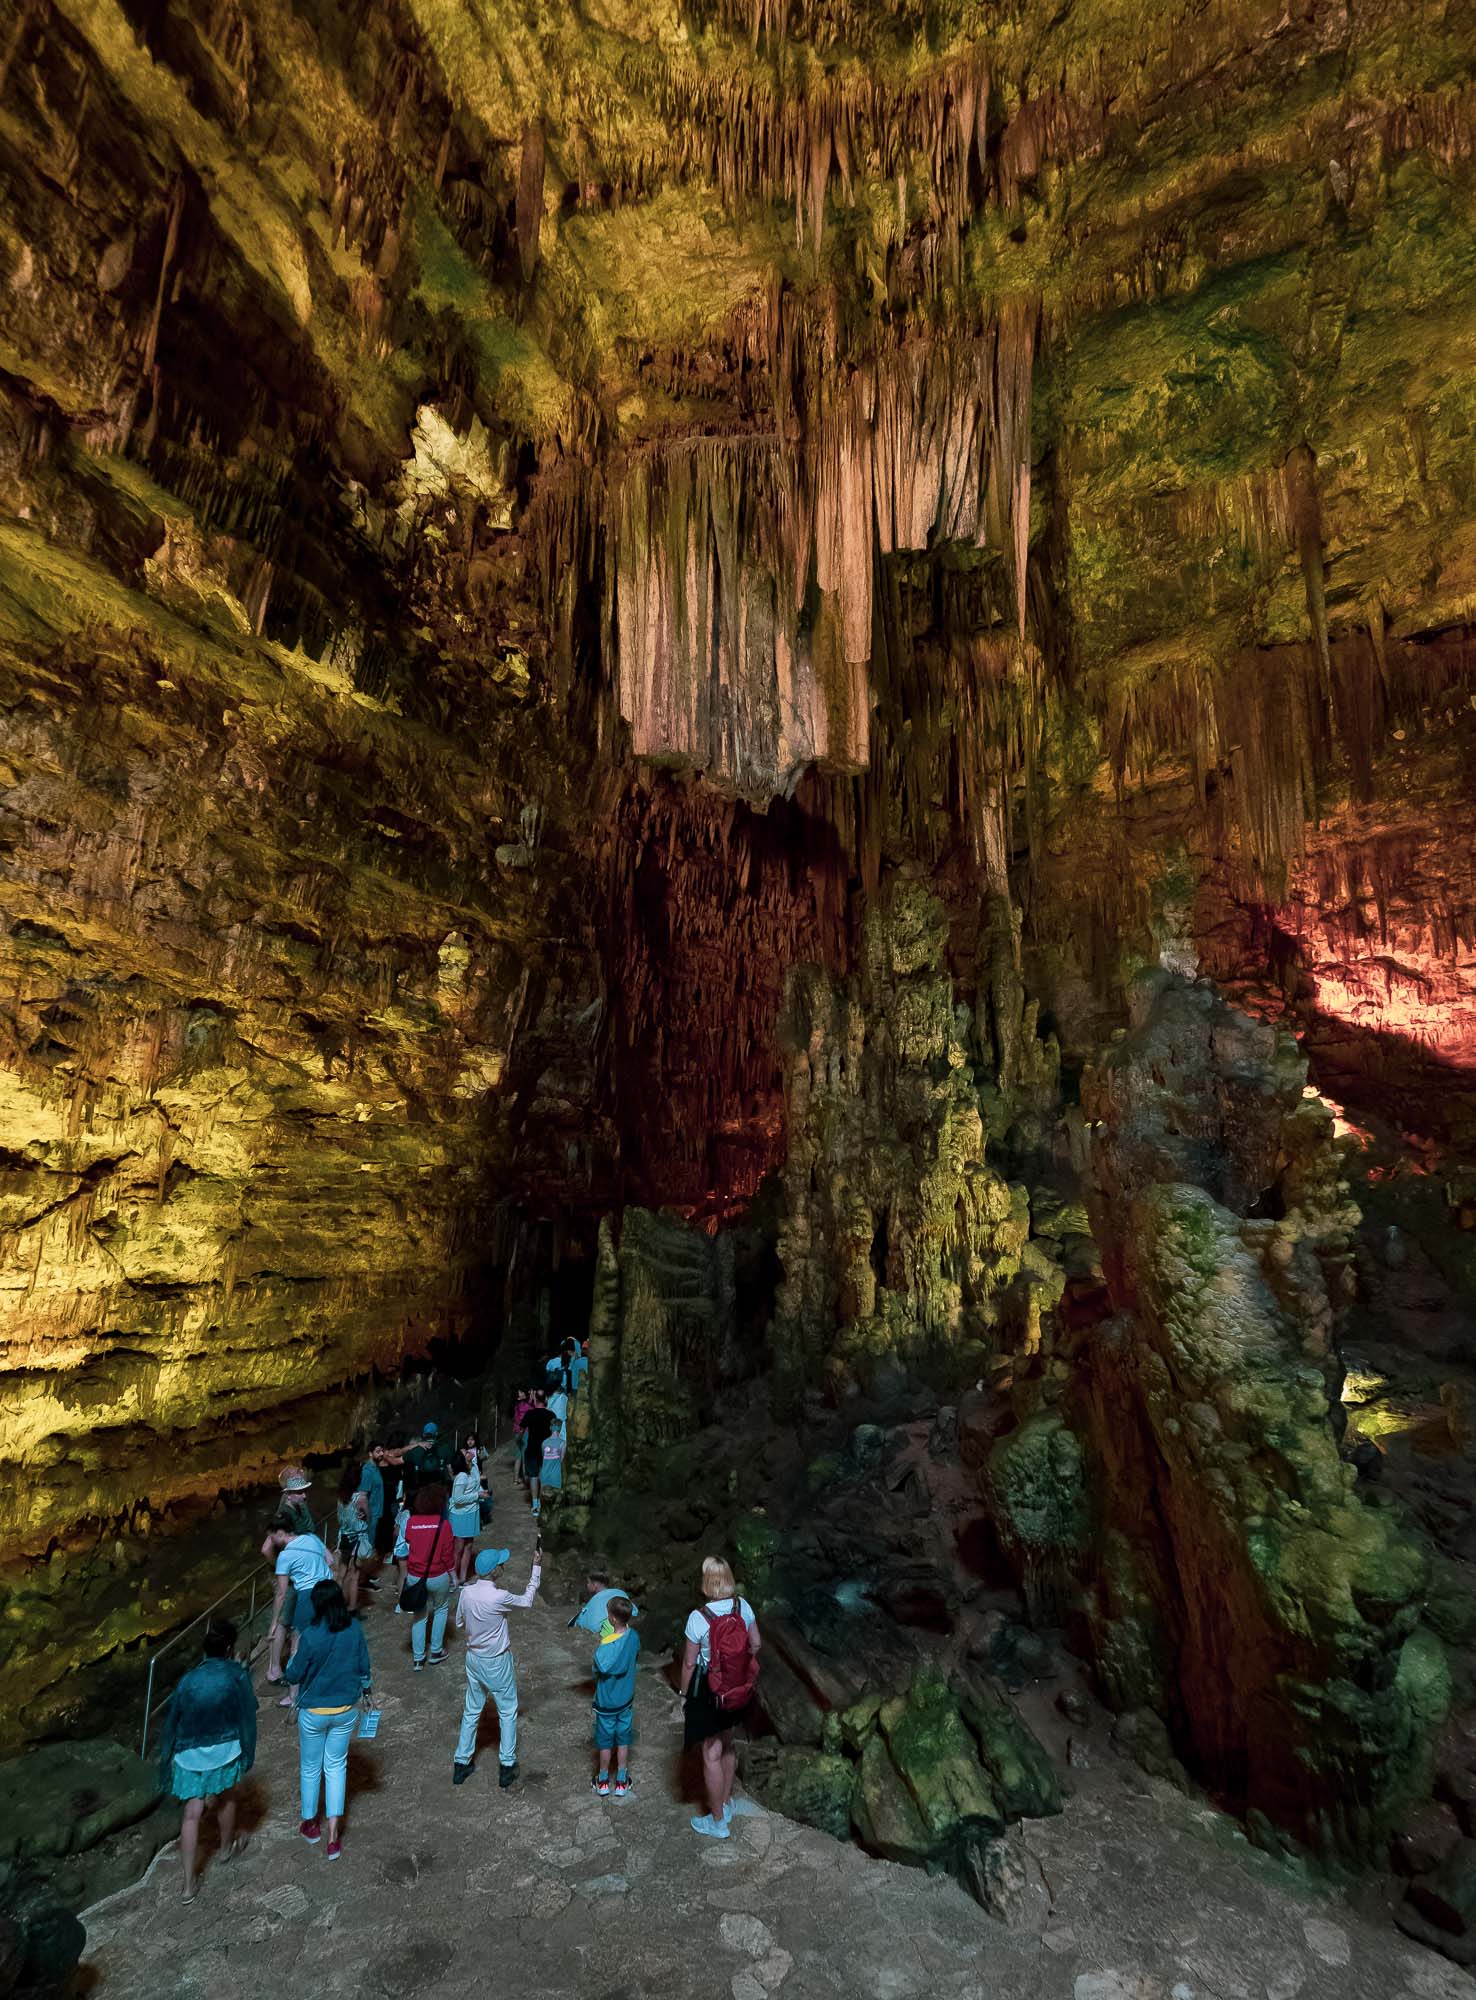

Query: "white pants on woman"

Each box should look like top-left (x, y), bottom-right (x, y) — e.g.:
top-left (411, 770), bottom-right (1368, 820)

top-left (298, 1707), bottom-right (356, 1819)
top-left (412, 1572), bottom-right (452, 1661)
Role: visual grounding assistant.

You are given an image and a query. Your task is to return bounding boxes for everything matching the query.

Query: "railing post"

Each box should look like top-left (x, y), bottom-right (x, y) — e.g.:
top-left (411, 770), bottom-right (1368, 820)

top-left (248, 1577), bottom-right (256, 1651)
top-left (140, 1657), bottom-right (156, 1761)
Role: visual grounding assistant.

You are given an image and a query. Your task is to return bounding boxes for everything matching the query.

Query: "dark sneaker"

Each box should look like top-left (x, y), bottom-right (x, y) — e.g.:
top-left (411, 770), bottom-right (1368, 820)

top-left (498, 1761), bottom-right (520, 1789)
top-left (453, 1762), bottom-right (474, 1786)
top-left (299, 1818), bottom-right (321, 1844)
top-left (427, 1651), bottom-right (447, 1665)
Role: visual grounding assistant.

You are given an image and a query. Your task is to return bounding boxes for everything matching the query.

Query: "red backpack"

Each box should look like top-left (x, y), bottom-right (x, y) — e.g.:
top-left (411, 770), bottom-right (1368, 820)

top-left (701, 1602), bottom-right (760, 1711)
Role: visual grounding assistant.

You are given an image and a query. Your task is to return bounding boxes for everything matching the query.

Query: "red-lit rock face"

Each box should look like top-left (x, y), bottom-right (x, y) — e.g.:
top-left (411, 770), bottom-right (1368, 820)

top-left (599, 775), bottom-right (850, 1213)
top-left (1199, 719), bottom-right (1476, 1149)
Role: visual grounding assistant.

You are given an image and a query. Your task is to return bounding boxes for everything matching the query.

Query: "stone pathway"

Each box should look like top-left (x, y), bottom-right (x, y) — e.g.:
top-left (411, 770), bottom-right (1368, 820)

top-left (82, 1449), bottom-right (1476, 2000)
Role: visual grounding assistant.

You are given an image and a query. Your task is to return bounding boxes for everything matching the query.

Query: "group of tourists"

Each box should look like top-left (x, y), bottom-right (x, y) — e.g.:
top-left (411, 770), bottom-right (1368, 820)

top-left (509, 1339), bottom-right (586, 1515)
top-left (156, 1356), bottom-right (763, 1902)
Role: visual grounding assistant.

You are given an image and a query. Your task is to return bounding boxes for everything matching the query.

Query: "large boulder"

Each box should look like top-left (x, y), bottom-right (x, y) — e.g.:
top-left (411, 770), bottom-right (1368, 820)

top-left (955, 1668), bottom-right (1063, 1819)
top-left (0, 1739), bottom-right (160, 1866)
top-left (850, 1672), bottom-right (1012, 1865)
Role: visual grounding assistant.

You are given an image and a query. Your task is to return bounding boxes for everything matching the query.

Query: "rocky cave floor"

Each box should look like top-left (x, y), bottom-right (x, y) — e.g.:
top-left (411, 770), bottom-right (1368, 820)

top-left (74, 1446), bottom-right (1475, 2000)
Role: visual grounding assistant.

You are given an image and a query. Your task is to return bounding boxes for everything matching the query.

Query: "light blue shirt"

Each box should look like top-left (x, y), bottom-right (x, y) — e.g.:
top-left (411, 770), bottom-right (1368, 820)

top-left (571, 1586), bottom-right (640, 1634)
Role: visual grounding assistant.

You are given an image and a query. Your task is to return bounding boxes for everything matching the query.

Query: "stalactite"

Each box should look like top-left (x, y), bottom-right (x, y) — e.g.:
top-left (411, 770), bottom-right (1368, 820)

top-left (589, 303), bottom-right (1040, 803)
top-left (1103, 631), bottom-right (1476, 893)
top-left (516, 119), bottom-right (546, 285)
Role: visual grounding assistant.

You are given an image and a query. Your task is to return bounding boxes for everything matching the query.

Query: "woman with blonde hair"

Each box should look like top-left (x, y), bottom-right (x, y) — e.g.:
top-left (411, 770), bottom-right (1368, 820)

top-left (678, 1554), bottom-right (762, 1839)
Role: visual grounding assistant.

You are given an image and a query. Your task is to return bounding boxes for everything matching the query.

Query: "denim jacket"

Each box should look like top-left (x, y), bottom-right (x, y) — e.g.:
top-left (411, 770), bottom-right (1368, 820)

top-left (285, 1620), bottom-right (372, 1708)
top-left (158, 1658), bottom-right (258, 1775)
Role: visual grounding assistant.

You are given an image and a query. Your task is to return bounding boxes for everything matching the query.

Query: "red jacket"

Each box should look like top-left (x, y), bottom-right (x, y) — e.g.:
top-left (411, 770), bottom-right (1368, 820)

top-left (404, 1514), bottom-right (453, 1579)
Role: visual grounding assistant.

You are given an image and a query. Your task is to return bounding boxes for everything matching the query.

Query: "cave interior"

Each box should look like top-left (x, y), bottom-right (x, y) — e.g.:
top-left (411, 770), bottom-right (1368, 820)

top-left (4, 0), bottom-right (1476, 1987)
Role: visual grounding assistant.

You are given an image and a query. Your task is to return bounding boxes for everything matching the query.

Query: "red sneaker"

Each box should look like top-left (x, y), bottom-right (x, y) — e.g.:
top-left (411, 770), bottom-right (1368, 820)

top-left (299, 1818), bottom-right (321, 1844)
top-left (326, 1838), bottom-right (343, 1862)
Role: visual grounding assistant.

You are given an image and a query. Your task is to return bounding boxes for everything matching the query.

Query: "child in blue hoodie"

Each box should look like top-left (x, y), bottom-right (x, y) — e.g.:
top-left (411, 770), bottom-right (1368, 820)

top-left (591, 1595), bottom-right (640, 1798)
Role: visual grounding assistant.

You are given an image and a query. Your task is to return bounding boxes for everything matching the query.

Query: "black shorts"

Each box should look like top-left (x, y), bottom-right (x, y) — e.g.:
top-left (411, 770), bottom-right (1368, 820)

top-left (683, 1674), bottom-right (749, 1748)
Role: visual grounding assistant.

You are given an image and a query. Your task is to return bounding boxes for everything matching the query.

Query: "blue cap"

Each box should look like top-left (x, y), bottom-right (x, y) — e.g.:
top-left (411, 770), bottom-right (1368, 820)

top-left (422, 1422), bottom-right (439, 1437)
top-left (474, 1548), bottom-right (510, 1576)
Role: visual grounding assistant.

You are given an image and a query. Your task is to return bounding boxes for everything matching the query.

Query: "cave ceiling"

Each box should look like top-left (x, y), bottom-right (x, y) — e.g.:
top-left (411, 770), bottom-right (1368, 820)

top-left (1, 0), bottom-right (1475, 1592)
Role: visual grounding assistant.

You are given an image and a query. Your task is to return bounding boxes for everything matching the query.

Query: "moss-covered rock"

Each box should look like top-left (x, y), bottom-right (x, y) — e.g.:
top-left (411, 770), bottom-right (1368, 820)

top-left (986, 1415), bottom-right (1088, 1562)
top-left (774, 885), bottom-right (1054, 1396)
top-left (956, 1673), bottom-right (1063, 1822)
top-left (1056, 974), bottom-right (1449, 1859)
top-left (753, 1748), bottom-right (855, 1841)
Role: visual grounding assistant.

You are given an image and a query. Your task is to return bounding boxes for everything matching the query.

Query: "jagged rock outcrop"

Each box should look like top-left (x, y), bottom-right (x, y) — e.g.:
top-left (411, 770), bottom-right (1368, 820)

top-left (773, 882), bottom-right (1060, 1397)
top-left (557, 1204), bottom-right (736, 1532)
top-left (988, 972), bottom-right (1446, 1856)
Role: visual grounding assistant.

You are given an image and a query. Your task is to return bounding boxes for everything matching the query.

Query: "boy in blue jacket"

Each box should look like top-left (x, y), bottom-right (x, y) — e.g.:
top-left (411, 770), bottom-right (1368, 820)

top-left (591, 1595), bottom-right (640, 1798)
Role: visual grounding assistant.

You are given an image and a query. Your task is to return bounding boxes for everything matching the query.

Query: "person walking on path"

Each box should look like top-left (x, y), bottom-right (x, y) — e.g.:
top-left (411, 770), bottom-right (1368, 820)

top-left (511, 1390), bottom-right (534, 1494)
top-left (539, 1417), bottom-right (566, 1504)
top-left (402, 1484), bottom-right (455, 1669)
top-left (590, 1596), bottom-right (639, 1798)
top-left (679, 1555), bottom-right (762, 1840)
top-left (333, 1465), bottom-right (371, 1613)
top-left (358, 1444), bottom-right (388, 1590)
top-left (451, 1542), bottom-right (542, 1789)
top-left (275, 1466), bottom-right (315, 1535)
top-left (520, 1392), bottom-right (554, 1518)
top-left (264, 1466), bottom-right (316, 1660)
top-left (263, 1518), bottom-right (334, 1704)
top-left (447, 1451), bottom-right (483, 1584)
top-left (157, 1617), bottom-right (256, 1903)
top-left (284, 1580), bottom-right (372, 1864)
top-left (390, 1493), bottom-right (412, 1608)
top-left (462, 1431), bottom-right (492, 1525)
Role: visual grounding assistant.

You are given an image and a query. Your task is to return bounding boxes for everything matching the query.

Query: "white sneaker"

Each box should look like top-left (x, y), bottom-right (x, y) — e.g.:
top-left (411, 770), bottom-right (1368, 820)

top-left (690, 1813), bottom-right (730, 1841)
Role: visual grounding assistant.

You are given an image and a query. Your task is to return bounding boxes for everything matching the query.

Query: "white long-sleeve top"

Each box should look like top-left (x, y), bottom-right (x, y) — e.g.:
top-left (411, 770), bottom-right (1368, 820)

top-left (456, 1565), bottom-right (541, 1657)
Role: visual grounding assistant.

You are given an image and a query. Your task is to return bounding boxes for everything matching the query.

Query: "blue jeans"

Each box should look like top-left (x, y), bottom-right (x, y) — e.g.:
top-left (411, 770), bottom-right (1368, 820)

top-left (298, 1707), bottom-right (357, 1819)
top-left (456, 1649), bottom-right (519, 1766)
top-left (412, 1572), bottom-right (452, 1662)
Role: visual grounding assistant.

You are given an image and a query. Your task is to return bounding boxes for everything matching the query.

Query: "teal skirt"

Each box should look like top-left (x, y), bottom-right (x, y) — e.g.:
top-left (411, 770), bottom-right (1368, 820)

top-left (169, 1753), bottom-right (248, 1800)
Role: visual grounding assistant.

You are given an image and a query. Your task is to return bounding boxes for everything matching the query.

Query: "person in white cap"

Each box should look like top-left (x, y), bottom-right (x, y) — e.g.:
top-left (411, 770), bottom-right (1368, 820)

top-left (451, 1541), bottom-right (541, 1789)
top-left (263, 1467), bottom-right (316, 1687)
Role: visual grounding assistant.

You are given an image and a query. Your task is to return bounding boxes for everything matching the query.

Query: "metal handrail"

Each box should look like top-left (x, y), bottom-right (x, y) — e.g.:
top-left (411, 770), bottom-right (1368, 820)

top-left (137, 1416), bottom-right (500, 1759)
top-left (138, 1507), bottom-right (335, 1759)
